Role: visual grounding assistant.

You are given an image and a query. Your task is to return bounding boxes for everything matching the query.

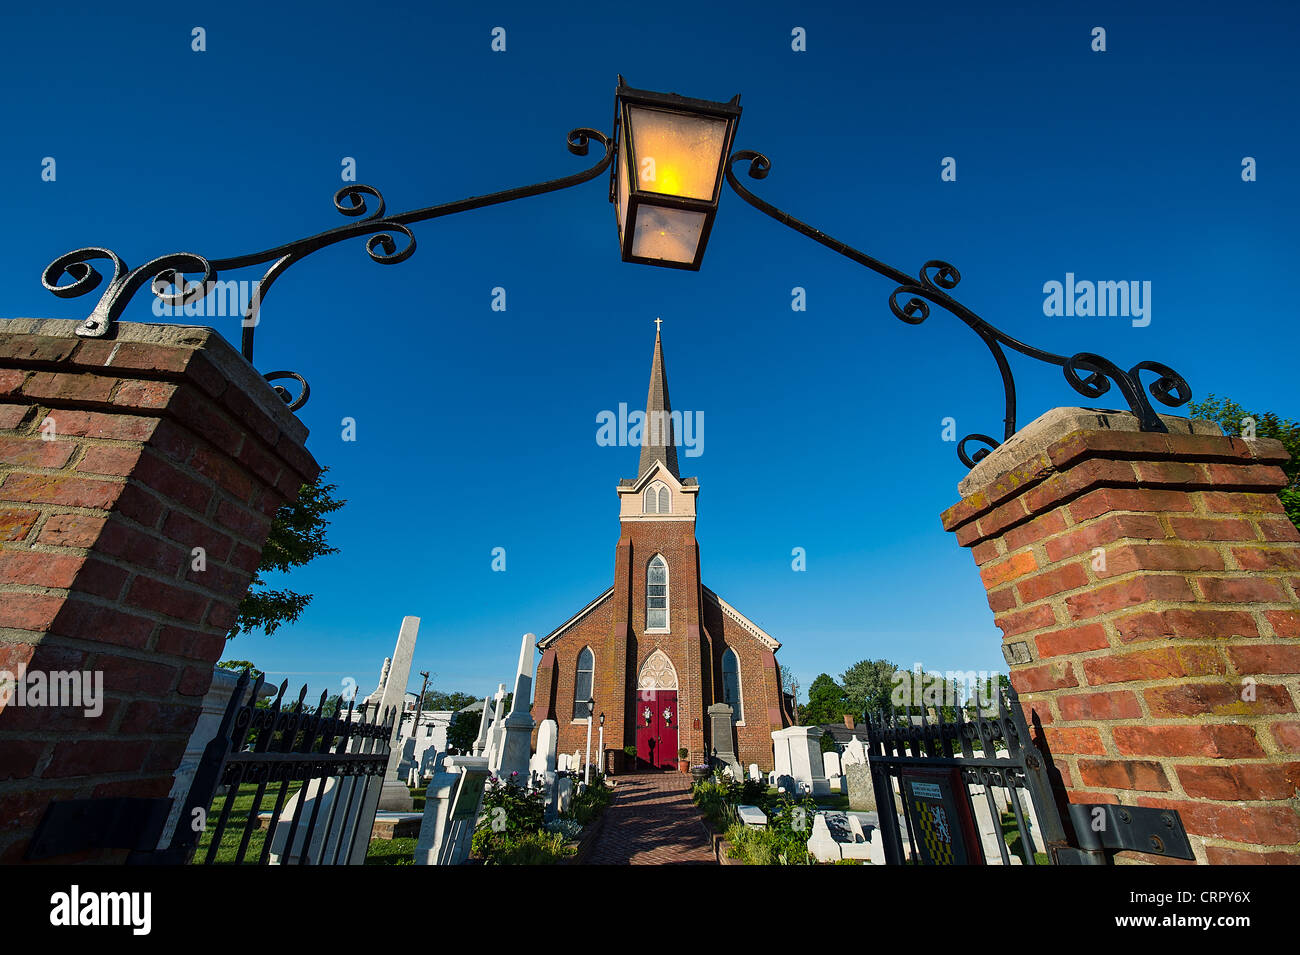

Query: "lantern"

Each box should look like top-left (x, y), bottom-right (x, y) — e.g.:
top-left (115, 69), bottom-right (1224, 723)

top-left (611, 77), bottom-right (742, 270)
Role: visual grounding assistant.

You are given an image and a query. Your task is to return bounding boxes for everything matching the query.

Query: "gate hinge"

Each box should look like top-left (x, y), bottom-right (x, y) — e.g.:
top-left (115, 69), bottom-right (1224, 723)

top-left (1067, 803), bottom-right (1194, 860)
top-left (26, 797), bottom-right (173, 861)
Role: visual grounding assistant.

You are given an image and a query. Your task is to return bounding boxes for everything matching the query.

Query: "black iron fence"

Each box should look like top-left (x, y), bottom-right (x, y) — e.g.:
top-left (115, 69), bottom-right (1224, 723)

top-left (864, 684), bottom-right (1192, 865)
top-left (133, 669), bottom-right (396, 865)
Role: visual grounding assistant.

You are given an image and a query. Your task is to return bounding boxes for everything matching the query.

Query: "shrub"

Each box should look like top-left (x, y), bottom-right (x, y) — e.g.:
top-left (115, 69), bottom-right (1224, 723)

top-left (723, 822), bottom-right (812, 866)
top-left (545, 817), bottom-right (584, 841)
top-left (472, 773), bottom-right (546, 861)
top-left (564, 776), bottom-right (613, 826)
top-left (488, 831), bottom-right (575, 865)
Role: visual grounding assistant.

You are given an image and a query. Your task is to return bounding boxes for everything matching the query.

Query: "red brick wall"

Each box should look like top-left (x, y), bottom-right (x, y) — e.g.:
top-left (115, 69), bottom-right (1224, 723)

top-left (943, 420), bottom-right (1300, 864)
top-left (0, 321), bottom-right (318, 863)
top-left (701, 597), bottom-right (788, 770)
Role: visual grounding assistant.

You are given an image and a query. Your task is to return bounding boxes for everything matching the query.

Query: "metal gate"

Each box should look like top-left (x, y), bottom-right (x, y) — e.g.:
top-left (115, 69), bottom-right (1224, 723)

top-left (864, 684), bottom-right (1193, 865)
top-left (133, 669), bottom-right (396, 865)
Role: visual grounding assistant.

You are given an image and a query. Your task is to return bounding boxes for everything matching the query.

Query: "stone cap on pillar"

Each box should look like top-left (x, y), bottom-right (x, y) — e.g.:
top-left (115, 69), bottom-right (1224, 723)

top-left (0, 318), bottom-right (310, 448)
top-left (958, 407), bottom-right (1225, 498)
top-left (943, 407), bottom-right (1292, 549)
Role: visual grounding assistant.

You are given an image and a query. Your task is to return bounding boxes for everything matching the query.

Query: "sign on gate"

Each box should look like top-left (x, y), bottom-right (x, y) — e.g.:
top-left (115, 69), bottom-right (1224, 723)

top-left (899, 767), bottom-right (983, 865)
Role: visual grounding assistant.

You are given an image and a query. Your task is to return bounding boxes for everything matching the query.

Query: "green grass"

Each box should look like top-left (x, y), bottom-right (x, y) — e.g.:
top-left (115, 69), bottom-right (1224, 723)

top-left (1001, 811), bottom-right (1050, 865)
top-left (192, 781), bottom-right (422, 865)
top-left (365, 837), bottom-right (416, 865)
top-left (192, 781), bottom-right (304, 864)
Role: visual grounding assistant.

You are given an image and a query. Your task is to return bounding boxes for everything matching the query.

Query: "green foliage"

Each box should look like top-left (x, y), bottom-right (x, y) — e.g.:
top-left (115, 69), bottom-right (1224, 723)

top-left (802, 673), bottom-right (849, 725)
top-left (819, 731), bottom-right (838, 754)
top-left (471, 774), bottom-right (546, 861)
top-left (721, 791), bottom-right (816, 865)
top-left (677, 746), bottom-right (689, 760)
top-left (216, 660), bottom-right (263, 678)
top-left (563, 776), bottom-right (613, 826)
top-left (487, 830), bottom-right (575, 865)
top-left (691, 771), bottom-right (767, 832)
top-left (622, 744), bottom-right (638, 758)
top-left (445, 710), bottom-right (479, 752)
top-left (1190, 393), bottom-right (1300, 531)
top-left (840, 659), bottom-right (900, 717)
top-left (422, 690), bottom-right (477, 711)
top-left (231, 470), bottom-right (345, 639)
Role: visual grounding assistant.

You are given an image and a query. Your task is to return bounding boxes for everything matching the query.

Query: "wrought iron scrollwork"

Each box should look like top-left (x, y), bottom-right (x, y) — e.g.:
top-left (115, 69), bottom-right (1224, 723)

top-left (724, 149), bottom-right (1193, 468)
top-left (42, 127), bottom-right (614, 412)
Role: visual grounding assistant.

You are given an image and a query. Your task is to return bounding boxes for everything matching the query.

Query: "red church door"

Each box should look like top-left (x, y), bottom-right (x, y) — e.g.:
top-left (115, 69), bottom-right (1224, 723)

top-left (635, 690), bottom-right (678, 770)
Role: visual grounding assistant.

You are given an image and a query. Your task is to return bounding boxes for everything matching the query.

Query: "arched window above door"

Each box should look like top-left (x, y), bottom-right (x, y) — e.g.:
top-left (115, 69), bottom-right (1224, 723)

top-left (646, 555), bottom-right (668, 630)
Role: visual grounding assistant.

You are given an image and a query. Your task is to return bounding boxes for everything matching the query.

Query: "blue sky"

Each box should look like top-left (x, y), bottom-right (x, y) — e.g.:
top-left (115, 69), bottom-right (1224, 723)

top-left (2, 1), bottom-right (1297, 706)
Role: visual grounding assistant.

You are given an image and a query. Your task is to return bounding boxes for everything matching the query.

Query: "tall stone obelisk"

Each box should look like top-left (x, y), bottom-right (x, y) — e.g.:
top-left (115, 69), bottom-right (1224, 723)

top-left (495, 633), bottom-right (537, 782)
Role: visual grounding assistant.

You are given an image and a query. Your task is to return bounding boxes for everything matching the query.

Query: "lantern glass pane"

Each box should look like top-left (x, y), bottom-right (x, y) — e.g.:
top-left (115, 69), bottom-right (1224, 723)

top-left (628, 105), bottom-right (728, 200)
top-left (631, 205), bottom-right (706, 265)
top-left (616, 137), bottom-right (631, 245)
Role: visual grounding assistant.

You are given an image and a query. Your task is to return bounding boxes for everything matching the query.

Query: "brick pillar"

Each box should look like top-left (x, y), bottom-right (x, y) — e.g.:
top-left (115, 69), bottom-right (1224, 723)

top-left (942, 408), bottom-right (1300, 864)
top-left (0, 318), bottom-right (319, 863)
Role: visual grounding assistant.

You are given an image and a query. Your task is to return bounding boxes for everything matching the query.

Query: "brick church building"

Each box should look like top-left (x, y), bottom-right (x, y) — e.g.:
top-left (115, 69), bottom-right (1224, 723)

top-left (531, 327), bottom-right (792, 772)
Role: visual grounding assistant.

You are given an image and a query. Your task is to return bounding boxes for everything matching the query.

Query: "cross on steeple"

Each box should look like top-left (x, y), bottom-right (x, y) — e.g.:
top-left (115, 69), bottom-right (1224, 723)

top-left (654, 317), bottom-right (663, 333)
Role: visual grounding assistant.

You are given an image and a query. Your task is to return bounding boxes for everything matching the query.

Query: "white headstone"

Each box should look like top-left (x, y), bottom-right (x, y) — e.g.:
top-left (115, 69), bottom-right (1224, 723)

top-left (842, 735), bottom-right (868, 767)
top-left (771, 726), bottom-right (830, 795)
top-left (823, 751), bottom-right (842, 778)
top-left (497, 634), bottom-right (537, 781)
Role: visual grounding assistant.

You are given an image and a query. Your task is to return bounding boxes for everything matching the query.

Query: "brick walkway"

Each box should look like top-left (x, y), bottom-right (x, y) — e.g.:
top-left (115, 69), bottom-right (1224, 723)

top-left (582, 772), bottom-right (717, 865)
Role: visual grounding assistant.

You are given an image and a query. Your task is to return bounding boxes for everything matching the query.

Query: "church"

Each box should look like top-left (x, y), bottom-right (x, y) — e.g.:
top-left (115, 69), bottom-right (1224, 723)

top-left (531, 326), bottom-right (793, 773)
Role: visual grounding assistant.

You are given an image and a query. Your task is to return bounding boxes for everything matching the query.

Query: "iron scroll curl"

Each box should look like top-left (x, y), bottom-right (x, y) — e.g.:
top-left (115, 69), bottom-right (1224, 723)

top-left (41, 127), bottom-right (614, 413)
top-left (723, 148), bottom-right (1194, 468)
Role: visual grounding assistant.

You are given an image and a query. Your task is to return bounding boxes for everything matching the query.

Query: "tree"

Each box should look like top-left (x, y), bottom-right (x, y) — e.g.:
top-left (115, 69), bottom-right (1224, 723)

top-left (801, 673), bottom-right (849, 725)
top-left (446, 710), bottom-right (480, 752)
top-left (216, 659), bottom-right (263, 678)
top-left (1190, 394), bottom-right (1300, 532)
top-left (422, 690), bottom-right (477, 712)
top-left (840, 659), bottom-right (900, 719)
top-left (230, 469), bottom-right (346, 639)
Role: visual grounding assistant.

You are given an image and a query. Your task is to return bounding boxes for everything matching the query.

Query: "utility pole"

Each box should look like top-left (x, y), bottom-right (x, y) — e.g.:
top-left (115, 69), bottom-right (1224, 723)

top-left (412, 670), bottom-right (430, 737)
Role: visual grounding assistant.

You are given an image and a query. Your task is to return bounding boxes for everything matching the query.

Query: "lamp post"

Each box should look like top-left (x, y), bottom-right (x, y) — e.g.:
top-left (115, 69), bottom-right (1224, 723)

top-left (597, 711), bottom-right (605, 778)
top-left (39, 76), bottom-right (1191, 465)
top-left (583, 698), bottom-right (595, 785)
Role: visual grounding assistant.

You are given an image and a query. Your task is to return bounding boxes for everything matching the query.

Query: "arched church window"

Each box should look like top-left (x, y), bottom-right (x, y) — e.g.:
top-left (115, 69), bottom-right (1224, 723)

top-left (658, 485), bottom-right (670, 513)
top-left (646, 556), bottom-right (669, 630)
top-left (572, 647), bottom-right (594, 720)
top-left (722, 648), bottom-right (743, 723)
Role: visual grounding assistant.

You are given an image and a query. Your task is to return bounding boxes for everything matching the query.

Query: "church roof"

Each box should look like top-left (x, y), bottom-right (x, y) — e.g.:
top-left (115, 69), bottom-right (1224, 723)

top-left (537, 586), bottom-right (615, 648)
top-left (638, 327), bottom-right (679, 481)
top-left (702, 587), bottom-right (781, 651)
top-left (538, 584), bottom-right (781, 652)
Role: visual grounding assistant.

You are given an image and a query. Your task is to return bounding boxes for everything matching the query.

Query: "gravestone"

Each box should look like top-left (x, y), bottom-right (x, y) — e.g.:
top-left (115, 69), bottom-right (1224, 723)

top-left (737, 805), bottom-right (767, 829)
top-left (530, 718), bottom-right (559, 817)
top-left (808, 811), bottom-right (873, 863)
top-left (707, 703), bottom-right (742, 777)
top-left (845, 761), bottom-right (876, 811)
top-left (471, 695), bottom-right (492, 756)
top-left (748, 764), bottom-right (760, 783)
top-left (413, 755), bottom-right (490, 865)
top-left (555, 777), bottom-right (574, 815)
top-left (823, 751), bottom-right (841, 778)
top-left (497, 633), bottom-right (537, 781)
top-left (372, 617), bottom-right (420, 812)
top-left (484, 684), bottom-right (509, 770)
top-left (770, 726), bottom-right (829, 795)
top-left (842, 735), bottom-right (868, 767)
